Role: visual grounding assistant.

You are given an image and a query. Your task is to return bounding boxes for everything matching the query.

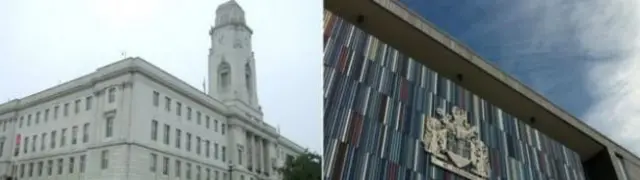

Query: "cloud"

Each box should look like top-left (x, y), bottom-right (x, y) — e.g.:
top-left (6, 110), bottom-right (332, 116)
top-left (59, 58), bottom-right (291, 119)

top-left (522, 0), bottom-right (640, 155)
top-left (401, 0), bottom-right (640, 155)
top-left (488, 0), bottom-right (640, 154)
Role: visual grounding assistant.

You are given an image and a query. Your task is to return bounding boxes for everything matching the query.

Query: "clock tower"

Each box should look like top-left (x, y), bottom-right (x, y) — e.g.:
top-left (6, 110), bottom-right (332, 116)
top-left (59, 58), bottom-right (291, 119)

top-left (208, 0), bottom-right (259, 110)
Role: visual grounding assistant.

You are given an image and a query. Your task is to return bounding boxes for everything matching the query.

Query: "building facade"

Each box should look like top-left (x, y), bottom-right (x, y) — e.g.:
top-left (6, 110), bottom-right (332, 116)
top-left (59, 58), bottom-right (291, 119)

top-left (323, 0), bottom-right (640, 179)
top-left (0, 1), bottom-right (304, 180)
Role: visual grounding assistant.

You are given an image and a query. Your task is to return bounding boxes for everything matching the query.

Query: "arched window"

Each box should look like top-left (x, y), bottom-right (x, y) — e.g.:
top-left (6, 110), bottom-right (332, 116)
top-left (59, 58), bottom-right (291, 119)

top-left (245, 62), bottom-right (253, 96)
top-left (218, 61), bottom-right (231, 92)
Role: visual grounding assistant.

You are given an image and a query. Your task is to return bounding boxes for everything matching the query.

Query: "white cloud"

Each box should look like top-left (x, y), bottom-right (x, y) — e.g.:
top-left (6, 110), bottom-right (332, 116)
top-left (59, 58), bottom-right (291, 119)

top-left (508, 0), bottom-right (640, 154)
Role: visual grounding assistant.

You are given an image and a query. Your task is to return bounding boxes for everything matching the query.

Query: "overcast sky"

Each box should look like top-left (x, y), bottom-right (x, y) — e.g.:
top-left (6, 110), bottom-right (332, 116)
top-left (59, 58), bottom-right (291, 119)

top-left (0, 0), bottom-right (322, 153)
top-left (402, 0), bottom-right (640, 155)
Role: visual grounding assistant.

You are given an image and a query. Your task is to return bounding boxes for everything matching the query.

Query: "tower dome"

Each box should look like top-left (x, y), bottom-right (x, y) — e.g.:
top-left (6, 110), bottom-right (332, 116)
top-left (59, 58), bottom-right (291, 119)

top-left (215, 0), bottom-right (246, 26)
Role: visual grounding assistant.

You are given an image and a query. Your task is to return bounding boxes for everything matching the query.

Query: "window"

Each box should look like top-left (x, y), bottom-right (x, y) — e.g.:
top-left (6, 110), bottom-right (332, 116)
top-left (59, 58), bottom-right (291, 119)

top-left (69, 157), bottom-right (75, 173)
top-left (106, 116), bottom-right (114, 137)
top-left (197, 111), bottom-right (202, 125)
top-left (101, 150), bottom-right (109, 169)
top-left (41, 133), bottom-right (46, 151)
top-left (241, 175), bottom-right (245, 180)
top-left (222, 146), bottom-right (226, 162)
top-left (86, 96), bottom-right (92, 110)
top-left (150, 153), bottom-right (157, 172)
top-left (163, 156), bottom-right (169, 175)
top-left (64, 103), bottom-right (69, 116)
top-left (80, 155), bottom-right (86, 173)
top-left (0, 139), bottom-right (4, 157)
top-left (83, 123), bottom-right (90, 143)
top-left (36, 112), bottom-right (40, 124)
top-left (164, 124), bottom-right (170, 145)
top-left (187, 107), bottom-right (192, 120)
top-left (214, 120), bottom-right (218, 132)
top-left (219, 62), bottom-right (231, 90)
top-left (186, 133), bottom-right (192, 152)
top-left (206, 116), bottom-right (210, 129)
top-left (61, 128), bottom-right (67, 146)
top-left (215, 170), bottom-right (219, 180)
top-left (108, 87), bottom-right (116, 103)
top-left (32, 135), bottom-right (36, 152)
top-left (27, 114), bottom-right (31, 126)
top-left (214, 143), bottom-right (219, 159)
top-left (23, 136), bottom-right (28, 154)
top-left (38, 161), bottom-right (43, 176)
top-left (186, 163), bottom-right (192, 180)
top-left (196, 165), bottom-right (201, 180)
top-left (50, 131), bottom-right (56, 148)
top-left (151, 120), bottom-right (158, 141)
top-left (221, 123), bottom-right (226, 135)
top-left (196, 136), bottom-right (202, 155)
top-left (57, 158), bottom-right (63, 175)
top-left (205, 140), bottom-right (210, 157)
top-left (20, 164), bottom-right (24, 178)
top-left (72, 126), bottom-right (78, 145)
top-left (44, 109), bottom-right (49, 122)
top-left (238, 145), bottom-right (243, 165)
top-left (19, 116), bottom-right (23, 128)
top-left (175, 160), bottom-right (181, 177)
top-left (165, 97), bottom-right (171, 111)
top-left (177, 102), bottom-right (182, 116)
top-left (75, 99), bottom-right (81, 114)
top-left (54, 106), bottom-right (59, 119)
top-left (223, 172), bottom-right (227, 180)
top-left (153, 91), bottom-right (159, 107)
top-left (29, 162), bottom-right (33, 177)
top-left (47, 160), bottom-right (53, 175)
top-left (176, 129), bottom-right (181, 149)
top-left (206, 168), bottom-right (211, 180)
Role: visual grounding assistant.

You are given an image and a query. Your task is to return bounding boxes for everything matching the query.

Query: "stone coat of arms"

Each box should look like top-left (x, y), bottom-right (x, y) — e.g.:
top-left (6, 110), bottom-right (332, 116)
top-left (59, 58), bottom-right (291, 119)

top-left (423, 106), bottom-right (490, 178)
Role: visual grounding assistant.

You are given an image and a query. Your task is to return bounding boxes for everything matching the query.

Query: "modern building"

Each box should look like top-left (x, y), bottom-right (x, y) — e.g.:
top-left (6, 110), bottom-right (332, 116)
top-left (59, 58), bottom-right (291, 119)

top-left (323, 0), bottom-right (640, 180)
top-left (0, 0), bottom-right (304, 179)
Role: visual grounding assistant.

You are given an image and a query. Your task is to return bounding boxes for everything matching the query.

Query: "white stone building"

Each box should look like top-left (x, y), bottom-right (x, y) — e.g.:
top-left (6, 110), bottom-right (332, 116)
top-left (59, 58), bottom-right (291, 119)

top-left (0, 0), bottom-right (305, 179)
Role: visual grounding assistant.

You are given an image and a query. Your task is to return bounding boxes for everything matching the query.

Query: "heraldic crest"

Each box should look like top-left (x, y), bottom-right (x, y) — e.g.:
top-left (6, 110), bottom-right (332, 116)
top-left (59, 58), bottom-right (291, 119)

top-left (422, 106), bottom-right (490, 179)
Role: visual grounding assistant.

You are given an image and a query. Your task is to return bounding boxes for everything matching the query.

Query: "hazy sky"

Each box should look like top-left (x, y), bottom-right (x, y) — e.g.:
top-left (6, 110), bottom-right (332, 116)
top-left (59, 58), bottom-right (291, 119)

top-left (0, 0), bottom-right (322, 153)
top-left (401, 0), bottom-right (640, 155)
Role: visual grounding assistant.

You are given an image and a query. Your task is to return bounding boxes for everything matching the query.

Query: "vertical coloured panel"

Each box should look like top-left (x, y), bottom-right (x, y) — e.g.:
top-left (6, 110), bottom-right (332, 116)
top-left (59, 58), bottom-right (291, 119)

top-left (323, 11), bottom-right (586, 180)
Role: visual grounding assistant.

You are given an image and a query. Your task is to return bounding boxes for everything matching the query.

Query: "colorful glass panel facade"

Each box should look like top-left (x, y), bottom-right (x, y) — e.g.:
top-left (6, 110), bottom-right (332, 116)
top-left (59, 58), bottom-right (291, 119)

top-left (323, 11), bottom-right (586, 180)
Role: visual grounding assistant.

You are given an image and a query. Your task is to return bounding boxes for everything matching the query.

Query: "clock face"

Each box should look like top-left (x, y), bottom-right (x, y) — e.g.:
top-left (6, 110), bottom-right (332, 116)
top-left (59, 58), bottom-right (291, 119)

top-left (234, 39), bottom-right (242, 49)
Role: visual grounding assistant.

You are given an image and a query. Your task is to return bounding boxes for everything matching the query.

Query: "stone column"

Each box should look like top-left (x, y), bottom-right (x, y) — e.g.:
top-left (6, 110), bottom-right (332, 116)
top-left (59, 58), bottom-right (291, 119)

top-left (263, 139), bottom-right (270, 175)
top-left (245, 131), bottom-right (252, 169)
top-left (255, 135), bottom-right (262, 173)
top-left (251, 136), bottom-right (259, 172)
top-left (247, 133), bottom-right (256, 171)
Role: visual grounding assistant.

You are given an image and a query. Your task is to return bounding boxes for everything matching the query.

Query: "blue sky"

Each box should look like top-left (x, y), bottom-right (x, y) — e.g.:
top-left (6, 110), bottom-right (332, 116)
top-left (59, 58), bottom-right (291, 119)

top-left (400, 0), bottom-right (640, 155)
top-left (0, 0), bottom-right (322, 153)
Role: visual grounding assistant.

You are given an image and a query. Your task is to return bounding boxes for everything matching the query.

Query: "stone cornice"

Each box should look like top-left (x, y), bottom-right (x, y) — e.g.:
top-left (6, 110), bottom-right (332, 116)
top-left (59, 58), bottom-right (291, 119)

top-left (226, 106), bottom-right (277, 138)
top-left (0, 65), bottom-right (137, 115)
top-left (0, 57), bottom-right (307, 152)
top-left (210, 23), bottom-right (253, 34)
top-left (0, 58), bottom-right (230, 116)
top-left (278, 137), bottom-right (305, 154)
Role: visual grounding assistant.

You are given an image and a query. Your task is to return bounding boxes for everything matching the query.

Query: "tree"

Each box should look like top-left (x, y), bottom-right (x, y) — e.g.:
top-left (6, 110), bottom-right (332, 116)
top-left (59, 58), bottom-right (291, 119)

top-left (278, 150), bottom-right (322, 180)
